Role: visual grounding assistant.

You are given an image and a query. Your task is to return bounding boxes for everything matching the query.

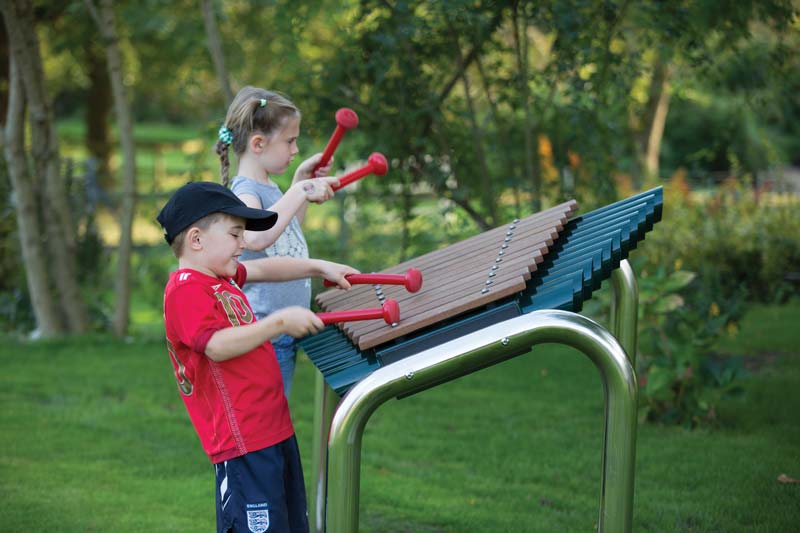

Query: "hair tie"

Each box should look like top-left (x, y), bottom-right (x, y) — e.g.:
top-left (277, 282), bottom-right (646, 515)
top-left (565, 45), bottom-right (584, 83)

top-left (259, 98), bottom-right (267, 107)
top-left (218, 126), bottom-right (233, 146)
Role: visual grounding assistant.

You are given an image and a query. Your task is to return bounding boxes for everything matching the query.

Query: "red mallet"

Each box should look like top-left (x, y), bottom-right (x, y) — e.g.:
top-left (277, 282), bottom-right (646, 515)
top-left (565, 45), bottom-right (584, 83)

top-left (317, 299), bottom-right (400, 326)
top-left (323, 268), bottom-right (423, 293)
top-left (332, 152), bottom-right (388, 191)
top-left (312, 108), bottom-right (359, 175)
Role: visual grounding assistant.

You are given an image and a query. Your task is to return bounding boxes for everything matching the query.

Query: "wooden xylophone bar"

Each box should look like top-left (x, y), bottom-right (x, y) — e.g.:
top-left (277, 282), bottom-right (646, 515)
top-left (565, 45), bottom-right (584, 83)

top-left (301, 187), bottom-right (663, 396)
top-left (335, 224), bottom-right (561, 344)
top-left (316, 200), bottom-right (577, 307)
top-left (300, 202), bottom-right (576, 384)
top-left (317, 200), bottom-right (578, 347)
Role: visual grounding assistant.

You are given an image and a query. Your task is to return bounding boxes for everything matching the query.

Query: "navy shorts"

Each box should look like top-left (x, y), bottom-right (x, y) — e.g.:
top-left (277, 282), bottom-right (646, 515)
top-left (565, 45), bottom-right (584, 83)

top-left (214, 435), bottom-right (309, 533)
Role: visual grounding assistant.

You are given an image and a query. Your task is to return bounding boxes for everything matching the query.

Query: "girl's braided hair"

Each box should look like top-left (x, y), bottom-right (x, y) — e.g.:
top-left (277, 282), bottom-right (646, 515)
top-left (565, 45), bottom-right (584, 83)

top-left (216, 86), bottom-right (300, 187)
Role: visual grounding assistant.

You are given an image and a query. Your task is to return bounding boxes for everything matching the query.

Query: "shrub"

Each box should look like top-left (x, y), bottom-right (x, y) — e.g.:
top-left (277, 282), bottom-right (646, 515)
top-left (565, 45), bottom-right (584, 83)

top-left (628, 175), bottom-right (800, 426)
top-left (634, 263), bottom-right (747, 427)
top-left (642, 173), bottom-right (800, 303)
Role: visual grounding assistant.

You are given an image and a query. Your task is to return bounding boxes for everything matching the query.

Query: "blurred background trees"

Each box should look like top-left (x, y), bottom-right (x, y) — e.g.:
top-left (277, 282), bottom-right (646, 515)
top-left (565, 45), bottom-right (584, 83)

top-left (0, 0), bottom-right (798, 424)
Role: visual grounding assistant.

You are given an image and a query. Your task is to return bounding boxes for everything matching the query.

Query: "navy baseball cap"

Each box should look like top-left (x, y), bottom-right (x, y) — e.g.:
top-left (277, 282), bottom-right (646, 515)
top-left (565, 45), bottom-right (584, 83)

top-left (157, 181), bottom-right (278, 244)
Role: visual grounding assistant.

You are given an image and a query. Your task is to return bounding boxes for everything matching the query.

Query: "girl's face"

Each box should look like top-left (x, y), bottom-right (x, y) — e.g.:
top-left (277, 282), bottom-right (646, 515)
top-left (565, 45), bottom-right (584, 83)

top-left (258, 115), bottom-right (301, 176)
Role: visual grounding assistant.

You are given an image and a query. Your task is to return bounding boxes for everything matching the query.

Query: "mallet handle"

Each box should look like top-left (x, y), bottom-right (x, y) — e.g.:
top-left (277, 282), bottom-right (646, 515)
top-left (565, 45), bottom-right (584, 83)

top-left (332, 152), bottom-right (388, 191)
top-left (313, 108), bottom-right (359, 175)
top-left (323, 268), bottom-right (423, 293)
top-left (317, 299), bottom-right (400, 325)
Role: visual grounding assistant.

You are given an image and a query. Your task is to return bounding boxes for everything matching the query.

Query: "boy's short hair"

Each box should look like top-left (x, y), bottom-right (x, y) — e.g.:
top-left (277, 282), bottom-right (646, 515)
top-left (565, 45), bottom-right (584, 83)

top-left (168, 212), bottom-right (224, 257)
top-left (157, 181), bottom-right (278, 246)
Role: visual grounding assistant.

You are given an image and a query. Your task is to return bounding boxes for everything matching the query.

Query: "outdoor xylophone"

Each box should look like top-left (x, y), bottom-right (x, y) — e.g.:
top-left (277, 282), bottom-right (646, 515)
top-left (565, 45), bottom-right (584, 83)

top-left (302, 186), bottom-right (663, 396)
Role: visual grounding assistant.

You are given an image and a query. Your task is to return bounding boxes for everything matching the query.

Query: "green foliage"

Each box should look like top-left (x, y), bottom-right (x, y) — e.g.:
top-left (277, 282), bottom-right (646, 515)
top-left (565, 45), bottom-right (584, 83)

top-left (635, 264), bottom-right (747, 427)
top-left (627, 179), bottom-right (800, 427)
top-left (644, 179), bottom-right (800, 303)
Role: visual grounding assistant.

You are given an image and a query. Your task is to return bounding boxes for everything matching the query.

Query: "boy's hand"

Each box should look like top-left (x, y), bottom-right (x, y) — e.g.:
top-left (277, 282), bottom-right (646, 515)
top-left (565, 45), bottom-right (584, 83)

top-left (318, 260), bottom-right (360, 289)
top-left (270, 307), bottom-right (325, 338)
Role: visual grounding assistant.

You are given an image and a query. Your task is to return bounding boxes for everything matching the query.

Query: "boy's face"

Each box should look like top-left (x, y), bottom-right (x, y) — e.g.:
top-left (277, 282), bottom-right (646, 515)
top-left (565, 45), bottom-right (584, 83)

top-left (196, 215), bottom-right (247, 278)
top-left (259, 115), bottom-right (300, 175)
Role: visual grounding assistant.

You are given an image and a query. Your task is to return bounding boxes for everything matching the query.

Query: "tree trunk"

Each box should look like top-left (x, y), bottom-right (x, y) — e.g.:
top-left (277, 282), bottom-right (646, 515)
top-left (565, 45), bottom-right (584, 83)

top-left (459, 62), bottom-right (497, 225)
top-left (200, 0), bottom-right (234, 105)
top-left (87, 0), bottom-right (137, 337)
top-left (3, 0), bottom-right (89, 333)
top-left (0, 19), bottom-right (8, 120)
top-left (512, 2), bottom-right (540, 211)
top-left (640, 58), bottom-right (672, 185)
top-left (85, 40), bottom-right (113, 186)
top-left (1, 55), bottom-right (64, 336)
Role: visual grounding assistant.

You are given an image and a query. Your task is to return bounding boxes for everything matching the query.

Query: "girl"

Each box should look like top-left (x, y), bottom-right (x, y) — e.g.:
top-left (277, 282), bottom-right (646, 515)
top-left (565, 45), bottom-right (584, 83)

top-left (216, 86), bottom-right (339, 397)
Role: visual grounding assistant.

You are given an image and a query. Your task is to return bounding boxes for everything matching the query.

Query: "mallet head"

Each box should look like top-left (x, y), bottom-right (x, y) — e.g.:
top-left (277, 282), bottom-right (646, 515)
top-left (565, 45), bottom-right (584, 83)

top-left (382, 299), bottom-right (400, 325)
top-left (335, 108), bottom-right (359, 130)
top-left (405, 268), bottom-right (423, 293)
top-left (368, 153), bottom-right (389, 175)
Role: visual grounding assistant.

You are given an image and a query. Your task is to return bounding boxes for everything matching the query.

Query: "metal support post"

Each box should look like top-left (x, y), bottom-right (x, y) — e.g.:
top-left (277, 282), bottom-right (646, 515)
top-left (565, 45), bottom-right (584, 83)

top-left (309, 371), bottom-right (340, 533)
top-left (325, 310), bottom-right (638, 532)
top-left (610, 259), bottom-right (639, 366)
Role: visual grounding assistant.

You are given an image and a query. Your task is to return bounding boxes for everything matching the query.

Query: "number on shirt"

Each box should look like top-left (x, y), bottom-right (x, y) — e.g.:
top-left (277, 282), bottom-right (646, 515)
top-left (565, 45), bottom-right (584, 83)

top-left (166, 339), bottom-right (193, 395)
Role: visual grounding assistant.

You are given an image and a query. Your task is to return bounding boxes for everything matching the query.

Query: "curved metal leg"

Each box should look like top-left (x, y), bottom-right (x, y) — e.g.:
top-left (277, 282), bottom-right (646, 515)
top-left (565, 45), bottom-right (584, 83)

top-left (610, 259), bottom-right (639, 366)
top-left (309, 371), bottom-right (339, 533)
top-left (326, 310), bottom-right (638, 532)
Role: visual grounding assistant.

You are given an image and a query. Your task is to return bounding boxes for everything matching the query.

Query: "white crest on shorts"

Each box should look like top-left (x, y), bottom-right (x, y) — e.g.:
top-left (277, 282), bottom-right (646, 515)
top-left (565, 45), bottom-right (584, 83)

top-left (246, 508), bottom-right (270, 533)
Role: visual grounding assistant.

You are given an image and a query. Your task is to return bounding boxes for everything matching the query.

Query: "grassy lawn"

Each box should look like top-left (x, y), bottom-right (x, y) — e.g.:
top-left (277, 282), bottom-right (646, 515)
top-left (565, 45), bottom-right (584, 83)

top-left (1, 301), bottom-right (798, 531)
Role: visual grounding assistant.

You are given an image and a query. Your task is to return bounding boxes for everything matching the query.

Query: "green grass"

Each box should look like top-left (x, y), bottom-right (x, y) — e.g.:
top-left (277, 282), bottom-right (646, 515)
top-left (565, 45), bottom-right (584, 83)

top-left (1, 302), bottom-right (799, 531)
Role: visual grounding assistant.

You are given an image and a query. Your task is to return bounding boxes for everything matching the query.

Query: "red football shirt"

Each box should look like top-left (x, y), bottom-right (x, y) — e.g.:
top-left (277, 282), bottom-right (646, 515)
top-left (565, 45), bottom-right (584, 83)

top-left (163, 262), bottom-right (294, 463)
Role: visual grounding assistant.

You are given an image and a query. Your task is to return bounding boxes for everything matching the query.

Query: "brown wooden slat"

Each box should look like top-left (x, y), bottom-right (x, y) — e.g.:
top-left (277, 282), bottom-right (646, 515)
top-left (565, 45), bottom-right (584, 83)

top-left (344, 248), bottom-right (548, 344)
top-left (324, 225), bottom-right (560, 310)
top-left (316, 203), bottom-right (575, 308)
top-left (356, 276), bottom-right (530, 349)
top-left (315, 200), bottom-right (576, 307)
top-left (316, 215), bottom-right (561, 308)
top-left (316, 200), bottom-right (577, 350)
top-left (338, 232), bottom-right (553, 332)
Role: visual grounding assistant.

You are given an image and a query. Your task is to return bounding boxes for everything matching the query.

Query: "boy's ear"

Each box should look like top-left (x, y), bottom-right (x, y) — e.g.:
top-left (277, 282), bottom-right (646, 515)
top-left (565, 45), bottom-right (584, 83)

top-left (187, 227), bottom-right (203, 250)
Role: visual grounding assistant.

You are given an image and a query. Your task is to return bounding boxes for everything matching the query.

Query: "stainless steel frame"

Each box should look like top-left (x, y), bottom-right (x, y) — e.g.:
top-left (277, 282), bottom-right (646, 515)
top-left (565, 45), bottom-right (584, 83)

top-left (309, 260), bottom-right (639, 533)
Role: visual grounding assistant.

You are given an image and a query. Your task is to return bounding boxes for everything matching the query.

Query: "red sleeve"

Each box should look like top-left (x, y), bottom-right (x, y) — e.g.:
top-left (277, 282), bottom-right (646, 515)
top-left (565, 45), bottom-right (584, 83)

top-left (235, 261), bottom-right (248, 287)
top-left (165, 282), bottom-right (229, 355)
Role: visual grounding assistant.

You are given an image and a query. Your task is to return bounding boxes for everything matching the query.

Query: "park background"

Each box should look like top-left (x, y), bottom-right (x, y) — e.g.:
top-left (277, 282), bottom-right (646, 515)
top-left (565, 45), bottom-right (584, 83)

top-left (1, 1), bottom-right (799, 531)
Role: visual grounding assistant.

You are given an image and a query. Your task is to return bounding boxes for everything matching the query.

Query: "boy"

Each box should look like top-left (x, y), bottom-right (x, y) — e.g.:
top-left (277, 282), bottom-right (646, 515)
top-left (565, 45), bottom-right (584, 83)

top-left (157, 181), bottom-right (356, 533)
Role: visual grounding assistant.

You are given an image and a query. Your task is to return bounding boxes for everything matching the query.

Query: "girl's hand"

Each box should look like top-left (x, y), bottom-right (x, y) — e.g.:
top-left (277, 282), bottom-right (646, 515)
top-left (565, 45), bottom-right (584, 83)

top-left (295, 152), bottom-right (334, 181)
top-left (299, 177), bottom-right (339, 204)
top-left (318, 260), bottom-right (360, 289)
top-left (270, 306), bottom-right (325, 338)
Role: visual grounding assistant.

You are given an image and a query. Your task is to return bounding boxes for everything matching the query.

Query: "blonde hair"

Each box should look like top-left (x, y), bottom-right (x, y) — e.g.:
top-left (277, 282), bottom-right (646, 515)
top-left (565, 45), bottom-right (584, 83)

top-left (216, 86), bottom-right (300, 186)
